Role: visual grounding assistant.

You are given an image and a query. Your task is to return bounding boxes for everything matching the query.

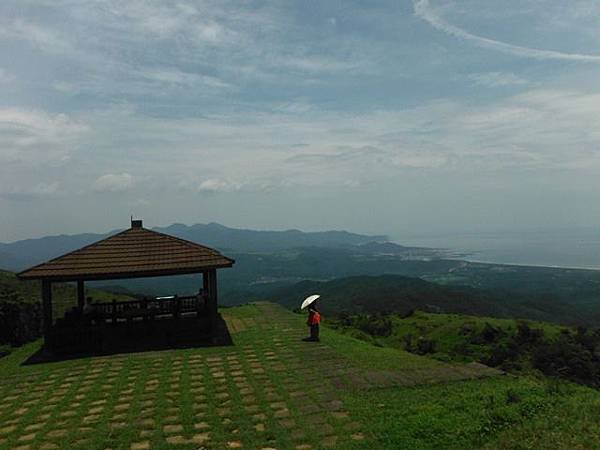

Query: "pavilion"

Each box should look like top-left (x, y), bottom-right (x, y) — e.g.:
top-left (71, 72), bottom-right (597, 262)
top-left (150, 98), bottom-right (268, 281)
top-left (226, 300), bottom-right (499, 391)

top-left (18, 219), bottom-right (234, 354)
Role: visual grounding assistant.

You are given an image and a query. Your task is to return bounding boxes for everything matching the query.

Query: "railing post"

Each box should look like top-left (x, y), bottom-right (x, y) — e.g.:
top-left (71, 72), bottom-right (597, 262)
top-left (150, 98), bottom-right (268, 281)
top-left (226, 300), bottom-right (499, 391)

top-left (143, 296), bottom-right (149, 322)
top-left (174, 294), bottom-right (180, 319)
top-left (42, 280), bottom-right (53, 350)
top-left (112, 299), bottom-right (117, 325)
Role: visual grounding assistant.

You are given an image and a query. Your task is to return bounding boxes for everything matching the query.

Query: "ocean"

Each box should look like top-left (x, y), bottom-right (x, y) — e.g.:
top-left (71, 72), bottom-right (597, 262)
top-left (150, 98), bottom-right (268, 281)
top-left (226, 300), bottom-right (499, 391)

top-left (397, 229), bottom-right (600, 270)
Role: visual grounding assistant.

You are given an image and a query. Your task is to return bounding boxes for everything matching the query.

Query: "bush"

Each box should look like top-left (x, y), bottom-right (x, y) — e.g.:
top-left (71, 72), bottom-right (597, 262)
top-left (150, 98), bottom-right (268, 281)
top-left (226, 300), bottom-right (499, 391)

top-left (415, 337), bottom-right (436, 355)
top-left (533, 336), bottom-right (600, 387)
top-left (0, 300), bottom-right (42, 347)
top-left (350, 313), bottom-right (393, 337)
top-left (514, 321), bottom-right (544, 346)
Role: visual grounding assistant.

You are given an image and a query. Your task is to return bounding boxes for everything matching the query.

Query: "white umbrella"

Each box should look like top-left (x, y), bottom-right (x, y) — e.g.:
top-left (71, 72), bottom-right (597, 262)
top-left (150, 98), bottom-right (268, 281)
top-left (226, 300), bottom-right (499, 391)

top-left (301, 294), bottom-right (320, 310)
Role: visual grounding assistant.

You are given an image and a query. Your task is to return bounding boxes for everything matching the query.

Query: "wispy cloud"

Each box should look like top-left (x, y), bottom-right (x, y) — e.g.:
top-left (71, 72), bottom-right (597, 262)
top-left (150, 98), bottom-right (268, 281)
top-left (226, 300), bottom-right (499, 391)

top-left (0, 182), bottom-right (60, 201)
top-left (414, 0), bottom-right (600, 62)
top-left (0, 108), bottom-right (89, 164)
top-left (468, 72), bottom-right (529, 88)
top-left (93, 173), bottom-right (135, 193)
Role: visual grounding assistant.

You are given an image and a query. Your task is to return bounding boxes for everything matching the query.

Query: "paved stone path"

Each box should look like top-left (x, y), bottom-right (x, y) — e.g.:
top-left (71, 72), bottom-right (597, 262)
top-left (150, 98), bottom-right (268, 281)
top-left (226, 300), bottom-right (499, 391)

top-left (0, 302), bottom-right (501, 450)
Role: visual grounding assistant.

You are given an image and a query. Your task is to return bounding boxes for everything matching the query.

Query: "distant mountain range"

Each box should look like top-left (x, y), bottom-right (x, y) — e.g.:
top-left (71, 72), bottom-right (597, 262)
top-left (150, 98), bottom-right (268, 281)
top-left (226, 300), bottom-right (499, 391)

top-left (0, 222), bottom-right (434, 272)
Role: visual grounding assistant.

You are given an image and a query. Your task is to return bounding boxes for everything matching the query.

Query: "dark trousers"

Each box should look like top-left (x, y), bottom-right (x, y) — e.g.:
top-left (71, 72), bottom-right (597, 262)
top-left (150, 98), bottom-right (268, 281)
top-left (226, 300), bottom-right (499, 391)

top-left (310, 324), bottom-right (320, 340)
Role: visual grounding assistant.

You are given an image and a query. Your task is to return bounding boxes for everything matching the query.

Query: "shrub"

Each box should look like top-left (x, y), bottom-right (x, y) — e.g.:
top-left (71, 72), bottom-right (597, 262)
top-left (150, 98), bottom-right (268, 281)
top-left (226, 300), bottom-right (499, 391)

top-left (415, 337), bottom-right (436, 355)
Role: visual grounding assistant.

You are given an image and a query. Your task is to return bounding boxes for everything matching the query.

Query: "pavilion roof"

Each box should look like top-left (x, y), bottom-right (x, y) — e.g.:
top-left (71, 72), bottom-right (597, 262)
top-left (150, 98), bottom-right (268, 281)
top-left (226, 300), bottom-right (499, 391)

top-left (18, 221), bottom-right (234, 281)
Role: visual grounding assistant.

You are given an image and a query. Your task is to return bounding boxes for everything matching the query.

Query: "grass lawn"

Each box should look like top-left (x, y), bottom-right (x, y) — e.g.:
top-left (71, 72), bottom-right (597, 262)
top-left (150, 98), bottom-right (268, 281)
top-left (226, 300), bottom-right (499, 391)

top-left (1, 302), bottom-right (598, 449)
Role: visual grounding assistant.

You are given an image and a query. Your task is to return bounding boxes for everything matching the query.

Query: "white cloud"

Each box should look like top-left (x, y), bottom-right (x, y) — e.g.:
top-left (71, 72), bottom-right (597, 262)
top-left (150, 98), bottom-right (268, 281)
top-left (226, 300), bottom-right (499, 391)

top-left (0, 108), bottom-right (89, 164)
top-left (414, 0), bottom-right (600, 62)
top-left (93, 173), bottom-right (135, 193)
top-left (0, 19), bottom-right (74, 54)
top-left (197, 178), bottom-right (239, 193)
top-left (468, 72), bottom-right (528, 87)
top-left (0, 182), bottom-right (60, 201)
top-left (136, 67), bottom-right (231, 89)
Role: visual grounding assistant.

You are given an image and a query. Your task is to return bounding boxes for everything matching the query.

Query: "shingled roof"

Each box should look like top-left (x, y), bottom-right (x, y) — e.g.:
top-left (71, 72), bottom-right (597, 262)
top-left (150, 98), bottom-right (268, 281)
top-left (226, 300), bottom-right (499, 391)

top-left (18, 221), bottom-right (234, 281)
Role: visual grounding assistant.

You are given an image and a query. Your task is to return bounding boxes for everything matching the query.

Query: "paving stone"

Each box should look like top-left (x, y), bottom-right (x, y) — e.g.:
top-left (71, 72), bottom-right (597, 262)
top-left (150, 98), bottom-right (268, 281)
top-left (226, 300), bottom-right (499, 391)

top-left (24, 423), bottom-right (45, 432)
top-left (18, 433), bottom-right (37, 442)
top-left (279, 419), bottom-right (296, 429)
top-left (191, 433), bottom-right (210, 444)
top-left (217, 407), bottom-right (231, 416)
top-left (130, 441), bottom-right (150, 450)
top-left (331, 411), bottom-right (349, 420)
top-left (241, 395), bottom-right (256, 404)
top-left (273, 408), bottom-right (291, 419)
top-left (344, 421), bottom-right (361, 431)
top-left (193, 422), bottom-right (210, 430)
top-left (39, 444), bottom-right (58, 450)
top-left (163, 415), bottom-right (179, 424)
top-left (46, 429), bottom-right (68, 438)
top-left (165, 435), bottom-right (187, 445)
top-left (163, 424), bottom-right (183, 433)
top-left (134, 418), bottom-right (153, 429)
top-left (227, 441), bottom-right (243, 448)
top-left (317, 432), bottom-right (342, 448)
top-left (0, 425), bottom-right (17, 434)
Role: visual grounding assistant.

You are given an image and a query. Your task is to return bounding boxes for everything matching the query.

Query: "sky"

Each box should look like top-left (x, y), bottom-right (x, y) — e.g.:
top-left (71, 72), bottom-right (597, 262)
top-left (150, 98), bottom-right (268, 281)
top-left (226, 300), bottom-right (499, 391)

top-left (1, 0), bottom-right (600, 242)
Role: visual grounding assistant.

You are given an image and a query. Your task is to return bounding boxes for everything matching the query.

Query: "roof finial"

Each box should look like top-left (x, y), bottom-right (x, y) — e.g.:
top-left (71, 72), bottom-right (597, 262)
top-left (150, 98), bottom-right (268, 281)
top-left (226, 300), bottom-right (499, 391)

top-left (131, 218), bottom-right (143, 228)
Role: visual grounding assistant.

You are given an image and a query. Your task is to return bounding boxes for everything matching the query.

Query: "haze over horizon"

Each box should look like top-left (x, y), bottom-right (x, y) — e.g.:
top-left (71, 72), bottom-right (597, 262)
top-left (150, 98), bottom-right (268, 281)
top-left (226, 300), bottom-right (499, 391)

top-left (2, 1), bottom-right (600, 242)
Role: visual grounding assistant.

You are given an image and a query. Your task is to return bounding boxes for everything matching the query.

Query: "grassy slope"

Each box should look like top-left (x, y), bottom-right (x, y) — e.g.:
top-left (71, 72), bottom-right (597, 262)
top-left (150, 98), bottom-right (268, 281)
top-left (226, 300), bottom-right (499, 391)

top-left (343, 377), bottom-right (600, 450)
top-left (1, 304), bottom-right (599, 449)
top-left (385, 311), bottom-right (566, 362)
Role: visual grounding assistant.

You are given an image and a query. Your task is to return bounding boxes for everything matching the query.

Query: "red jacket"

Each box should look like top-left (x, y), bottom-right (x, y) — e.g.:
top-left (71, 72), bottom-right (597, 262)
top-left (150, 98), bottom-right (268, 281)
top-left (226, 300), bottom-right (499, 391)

top-left (307, 309), bottom-right (321, 325)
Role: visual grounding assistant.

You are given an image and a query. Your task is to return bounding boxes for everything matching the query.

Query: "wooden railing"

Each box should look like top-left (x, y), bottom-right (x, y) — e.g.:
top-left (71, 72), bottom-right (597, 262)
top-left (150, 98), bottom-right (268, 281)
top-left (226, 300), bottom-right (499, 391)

top-left (92, 294), bottom-right (208, 322)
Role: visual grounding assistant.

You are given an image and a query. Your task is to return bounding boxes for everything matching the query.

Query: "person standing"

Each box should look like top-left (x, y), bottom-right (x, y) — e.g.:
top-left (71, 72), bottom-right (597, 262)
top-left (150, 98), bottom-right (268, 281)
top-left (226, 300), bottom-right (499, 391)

top-left (303, 301), bottom-right (321, 342)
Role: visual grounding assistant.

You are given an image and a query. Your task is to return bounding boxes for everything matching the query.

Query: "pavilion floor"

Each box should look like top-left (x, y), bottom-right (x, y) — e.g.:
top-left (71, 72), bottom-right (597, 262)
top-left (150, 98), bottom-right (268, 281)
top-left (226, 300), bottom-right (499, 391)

top-left (24, 314), bottom-right (233, 365)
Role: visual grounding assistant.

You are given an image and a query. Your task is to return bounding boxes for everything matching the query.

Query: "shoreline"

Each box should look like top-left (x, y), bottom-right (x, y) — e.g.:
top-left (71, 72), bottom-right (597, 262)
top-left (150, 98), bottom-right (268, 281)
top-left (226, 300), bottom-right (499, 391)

top-left (447, 255), bottom-right (600, 272)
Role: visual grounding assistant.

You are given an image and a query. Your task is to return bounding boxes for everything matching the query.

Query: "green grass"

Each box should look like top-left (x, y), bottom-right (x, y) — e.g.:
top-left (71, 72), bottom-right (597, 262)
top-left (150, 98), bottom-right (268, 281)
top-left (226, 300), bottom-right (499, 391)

top-left (1, 303), bottom-right (599, 449)
top-left (342, 376), bottom-right (600, 450)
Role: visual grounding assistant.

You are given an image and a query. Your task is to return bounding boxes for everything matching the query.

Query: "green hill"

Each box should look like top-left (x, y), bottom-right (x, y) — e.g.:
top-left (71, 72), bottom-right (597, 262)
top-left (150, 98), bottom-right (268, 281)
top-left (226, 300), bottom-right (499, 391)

top-left (262, 274), bottom-right (577, 325)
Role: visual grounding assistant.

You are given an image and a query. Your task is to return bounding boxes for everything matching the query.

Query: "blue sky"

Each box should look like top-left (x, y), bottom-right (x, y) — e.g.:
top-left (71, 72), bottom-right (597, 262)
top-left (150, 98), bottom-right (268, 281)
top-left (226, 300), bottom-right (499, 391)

top-left (1, 0), bottom-right (600, 242)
